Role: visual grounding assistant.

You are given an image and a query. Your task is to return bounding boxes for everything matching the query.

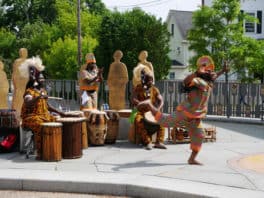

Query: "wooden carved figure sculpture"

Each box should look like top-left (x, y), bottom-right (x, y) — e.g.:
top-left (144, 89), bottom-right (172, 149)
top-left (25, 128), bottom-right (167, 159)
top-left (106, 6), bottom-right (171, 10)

top-left (107, 50), bottom-right (128, 110)
top-left (133, 50), bottom-right (155, 87)
top-left (0, 60), bottom-right (9, 109)
top-left (11, 48), bottom-right (28, 119)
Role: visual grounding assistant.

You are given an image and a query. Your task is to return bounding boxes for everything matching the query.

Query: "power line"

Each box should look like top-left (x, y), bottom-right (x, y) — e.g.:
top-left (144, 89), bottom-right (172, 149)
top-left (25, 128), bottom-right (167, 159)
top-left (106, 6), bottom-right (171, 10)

top-left (107, 0), bottom-right (172, 9)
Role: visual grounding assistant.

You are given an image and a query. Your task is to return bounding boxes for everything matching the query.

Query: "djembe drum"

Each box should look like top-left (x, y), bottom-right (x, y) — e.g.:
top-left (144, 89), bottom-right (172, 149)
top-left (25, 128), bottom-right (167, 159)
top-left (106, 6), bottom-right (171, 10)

top-left (117, 109), bottom-right (132, 140)
top-left (64, 111), bottom-right (88, 149)
top-left (87, 110), bottom-right (108, 146)
top-left (82, 109), bottom-right (95, 144)
top-left (41, 122), bottom-right (62, 161)
top-left (117, 109), bottom-right (132, 118)
top-left (143, 111), bottom-right (160, 135)
top-left (0, 109), bottom-right (20, 152)
top-left (104, 110), bottom-right (120, 144)
top-left (0, 109), bottom-right (20, 128)
top-left (82, 109), bottom-right (98, 119)
top-left (56, 117), bottom-right (85, 159)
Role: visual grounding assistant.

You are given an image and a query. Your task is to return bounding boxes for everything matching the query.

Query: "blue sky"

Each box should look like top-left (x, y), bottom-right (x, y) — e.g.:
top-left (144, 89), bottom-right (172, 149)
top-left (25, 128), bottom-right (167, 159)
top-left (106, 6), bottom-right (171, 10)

top-left (101, 0), bottom-right (201, 21)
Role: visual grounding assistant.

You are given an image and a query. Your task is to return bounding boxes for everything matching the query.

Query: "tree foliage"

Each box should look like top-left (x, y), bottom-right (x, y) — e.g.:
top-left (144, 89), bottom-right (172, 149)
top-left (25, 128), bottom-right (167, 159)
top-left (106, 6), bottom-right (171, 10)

top-left (187, 0), bottom-right (263, 82)
top-left (0, 0), bottom-right (171, 80)
top-left (43, 35), bottom-right (98, 79)
top-left (83, 0), bottom-right (109, 15)
top-left (0, 27), bottom-right (16, 76)
top-left (95, 8), bottom-right (171, 80)
top-left (0, 0), bottom-right (100, 79)
top-left (1, 0), bottom-right (57, 32)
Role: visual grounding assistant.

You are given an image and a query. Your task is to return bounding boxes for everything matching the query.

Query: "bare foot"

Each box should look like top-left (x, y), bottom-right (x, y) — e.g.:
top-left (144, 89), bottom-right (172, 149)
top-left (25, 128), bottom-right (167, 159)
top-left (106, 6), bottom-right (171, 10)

top-left (188, 159), bottom-right (203, 165)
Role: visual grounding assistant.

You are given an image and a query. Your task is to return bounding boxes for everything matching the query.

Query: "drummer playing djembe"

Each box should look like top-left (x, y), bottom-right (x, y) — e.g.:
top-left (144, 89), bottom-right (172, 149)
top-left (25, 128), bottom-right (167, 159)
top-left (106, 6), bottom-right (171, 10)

top-left (19, 56), bottom-right (73, 160)
top-left (131, 65), bottom-right (166, 150)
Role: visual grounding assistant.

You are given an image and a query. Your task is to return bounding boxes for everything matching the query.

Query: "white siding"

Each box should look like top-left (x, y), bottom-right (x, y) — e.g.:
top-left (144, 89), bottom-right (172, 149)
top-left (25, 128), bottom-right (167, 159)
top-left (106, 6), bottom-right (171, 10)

top-left (204, 0), bottom-right (264, 39)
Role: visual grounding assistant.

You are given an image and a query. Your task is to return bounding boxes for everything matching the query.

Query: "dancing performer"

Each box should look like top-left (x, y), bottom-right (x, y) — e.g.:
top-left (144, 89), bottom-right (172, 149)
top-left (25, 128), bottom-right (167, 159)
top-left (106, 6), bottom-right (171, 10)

top-left (79, 53), bottom-right (103, 110)
top-left (20, 56), bottom-right (68, 159)
top-left (138, 56), bottom-right (228, 163)
top-left (132, 65), bottom-right (166, 150)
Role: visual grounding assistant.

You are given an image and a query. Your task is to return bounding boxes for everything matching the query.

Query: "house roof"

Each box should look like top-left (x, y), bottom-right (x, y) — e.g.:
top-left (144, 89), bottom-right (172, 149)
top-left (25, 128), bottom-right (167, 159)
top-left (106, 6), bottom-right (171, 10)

top-left (171, 59), bottom-right (184, 66)
top-left (166, 10), bottom-right (193, 39)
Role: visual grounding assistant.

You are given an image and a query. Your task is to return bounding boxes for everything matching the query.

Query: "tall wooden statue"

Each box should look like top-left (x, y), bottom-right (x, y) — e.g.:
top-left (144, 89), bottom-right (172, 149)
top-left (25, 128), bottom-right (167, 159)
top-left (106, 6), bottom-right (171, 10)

top-left (138, 50), bottom-right (155, 82)
top-left (133, 50), bottom-right (155, 88)
top-left (107, 50), bottom-right (128, 110)
top-left (11, 48), bottom-right (28, 119)
top-left (0, 60), bottom-right (9, 109)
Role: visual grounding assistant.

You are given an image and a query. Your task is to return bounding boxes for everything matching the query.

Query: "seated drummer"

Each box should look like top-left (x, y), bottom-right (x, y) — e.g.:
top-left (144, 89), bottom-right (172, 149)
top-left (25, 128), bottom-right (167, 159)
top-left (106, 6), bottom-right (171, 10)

top-left (131, 65), bottom-right (167, 150)
top-left (19, 56), bottom-right (70, 160)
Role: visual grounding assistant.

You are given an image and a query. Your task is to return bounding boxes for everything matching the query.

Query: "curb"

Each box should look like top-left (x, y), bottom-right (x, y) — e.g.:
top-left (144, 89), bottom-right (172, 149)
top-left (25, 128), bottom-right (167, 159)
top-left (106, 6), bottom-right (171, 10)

top-left (205, 115), bottom-right (264, 125)
top-left (0, 170), bottom-right (264, 198)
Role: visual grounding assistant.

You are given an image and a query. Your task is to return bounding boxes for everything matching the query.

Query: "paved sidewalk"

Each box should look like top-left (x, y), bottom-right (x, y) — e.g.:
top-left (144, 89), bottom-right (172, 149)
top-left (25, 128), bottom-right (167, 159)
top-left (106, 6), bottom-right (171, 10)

top-left (0, 120), bottom-right (264, 198)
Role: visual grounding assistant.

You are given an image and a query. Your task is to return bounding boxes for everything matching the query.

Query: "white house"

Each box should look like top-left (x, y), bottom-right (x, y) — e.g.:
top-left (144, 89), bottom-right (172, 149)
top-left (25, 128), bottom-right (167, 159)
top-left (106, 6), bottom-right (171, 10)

top-left (167, 0), bottom-right (263, 80)
top-left (203, 0), bottom-right (263, 40)
top-left (166, 10), bottom-right (194, 80)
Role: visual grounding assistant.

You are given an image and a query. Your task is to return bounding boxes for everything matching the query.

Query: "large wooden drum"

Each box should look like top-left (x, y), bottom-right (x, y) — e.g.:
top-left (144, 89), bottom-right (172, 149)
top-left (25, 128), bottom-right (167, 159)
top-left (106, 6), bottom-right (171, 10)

top-left (87, 110), bottom-right (108, 146)
top-left (0, 109), bottom-right (20, 128)
top-left (41, 122), bottom-right (62, 161)
top-left (104, 110), bottom-right (120, 144)
top-left (65, 111), bottom-right (88, 149)
top-left (56, 117), bottom-right (85, 159)
top-left (117, 109), bottom-right (132, 140)
top-left (82, 109), bottom-right (96, 146)
top-left (143, 111), bottom-right (160, 135)
top-left (82, 109), bottom-right (94, 118)
top-left (117, 109), bottom-right (132, 118)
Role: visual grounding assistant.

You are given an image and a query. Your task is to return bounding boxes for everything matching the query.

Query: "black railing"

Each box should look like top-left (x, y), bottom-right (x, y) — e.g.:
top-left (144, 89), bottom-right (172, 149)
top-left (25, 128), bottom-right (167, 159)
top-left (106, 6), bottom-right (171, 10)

top-left (8, 80), bottom-right (264, 120)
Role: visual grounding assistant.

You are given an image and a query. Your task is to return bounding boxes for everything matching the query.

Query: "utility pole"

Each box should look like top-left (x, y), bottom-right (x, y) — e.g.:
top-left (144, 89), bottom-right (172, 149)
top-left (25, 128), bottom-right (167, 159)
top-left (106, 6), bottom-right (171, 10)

top-left (77, 0), bottom-right (82, 67)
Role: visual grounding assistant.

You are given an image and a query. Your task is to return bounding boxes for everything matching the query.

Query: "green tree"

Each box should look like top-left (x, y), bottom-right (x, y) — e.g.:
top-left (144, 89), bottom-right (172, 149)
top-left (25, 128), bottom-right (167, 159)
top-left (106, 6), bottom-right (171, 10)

top-left (83, 0), bottom-right (109, 15)
top-left (0, 28), bottom-right (17, 77)
top-left (43, 35), bottom-right (98, 79)
top-left (17, 21), bottom-right (61, 56)
top-left (1, 0), bottom-right (57, 32)
top-left (95, 8), bottom-right (171, 80)
top-left (187, 0), bottom-right (262, 82)
top-left (55, 0), bottom-right (101, 39)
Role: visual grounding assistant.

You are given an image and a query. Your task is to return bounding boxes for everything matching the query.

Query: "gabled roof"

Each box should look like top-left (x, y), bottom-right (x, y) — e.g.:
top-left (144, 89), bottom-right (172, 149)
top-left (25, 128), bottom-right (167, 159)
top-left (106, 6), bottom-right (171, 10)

top-left (166, 10), bottom-right (193, 39)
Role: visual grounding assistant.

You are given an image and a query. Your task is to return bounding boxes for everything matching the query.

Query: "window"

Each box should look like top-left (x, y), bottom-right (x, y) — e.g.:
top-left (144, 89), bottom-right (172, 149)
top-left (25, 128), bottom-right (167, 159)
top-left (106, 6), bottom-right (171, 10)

top-left (245, 12), bottom-right (255, 33)
top-left (171, 24), bottom-right (174, 36)
top-left (257, 11), bottom-right (262, 34)
top-left (169, 72), bottom-right (175, 80)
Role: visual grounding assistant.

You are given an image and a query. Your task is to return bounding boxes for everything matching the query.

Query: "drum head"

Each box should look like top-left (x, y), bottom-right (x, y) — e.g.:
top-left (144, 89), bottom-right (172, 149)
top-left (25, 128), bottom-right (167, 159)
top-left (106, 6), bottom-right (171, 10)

top-left (41, 122), bottom-right (62, 127)
top-left (143, 111), bottom-right (160, 135)
top-left (56, 117), bottom-right (86, 123)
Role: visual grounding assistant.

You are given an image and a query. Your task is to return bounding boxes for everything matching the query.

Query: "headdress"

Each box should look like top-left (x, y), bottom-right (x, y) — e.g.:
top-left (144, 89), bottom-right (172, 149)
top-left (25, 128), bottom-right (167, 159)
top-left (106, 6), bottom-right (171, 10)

top-left (19, 56), bottom-right (45, 79)
top-left (196, 55), bottom-right (215, 71)
top-left (86, 53), bottom-right (96, 64)
top-left (132, 64), bottom-right (154, 87)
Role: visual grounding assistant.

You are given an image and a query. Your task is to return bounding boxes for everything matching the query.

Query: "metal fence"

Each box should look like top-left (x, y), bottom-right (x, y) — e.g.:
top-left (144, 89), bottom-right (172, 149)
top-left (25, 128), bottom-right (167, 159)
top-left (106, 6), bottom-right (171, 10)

top-left (11, 79), bottom-right (263, 120)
